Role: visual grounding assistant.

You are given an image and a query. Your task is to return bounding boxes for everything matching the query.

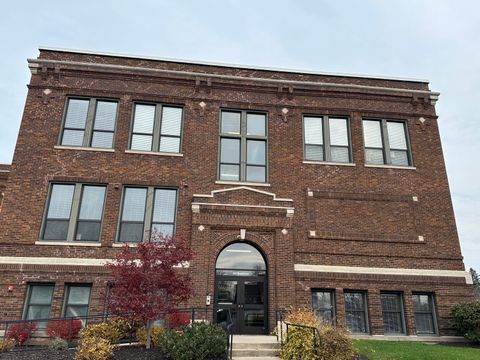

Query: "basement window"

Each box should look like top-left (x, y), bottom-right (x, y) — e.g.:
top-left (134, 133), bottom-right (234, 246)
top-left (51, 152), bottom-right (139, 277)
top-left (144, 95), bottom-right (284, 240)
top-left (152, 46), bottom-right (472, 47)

top-left (312, 289), bottom-right (336, 325)
top-left (381, 292), bottom-right (406, 335)
top-left (344, 291), bottom-right (369, 334)
top-left (63, 284), bottom-right (92, 324)
top-left (23, 283), bottom-right (55, 328)
top-left (412, 293), bottom-right (438, 335)
top-left (60, 97), bottom-right (118, 149)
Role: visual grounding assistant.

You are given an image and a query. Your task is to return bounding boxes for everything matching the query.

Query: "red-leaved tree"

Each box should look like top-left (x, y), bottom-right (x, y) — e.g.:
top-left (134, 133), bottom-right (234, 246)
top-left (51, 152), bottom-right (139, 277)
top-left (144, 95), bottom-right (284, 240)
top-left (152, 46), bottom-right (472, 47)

top-left (106, 234), bottom-right (194, 349)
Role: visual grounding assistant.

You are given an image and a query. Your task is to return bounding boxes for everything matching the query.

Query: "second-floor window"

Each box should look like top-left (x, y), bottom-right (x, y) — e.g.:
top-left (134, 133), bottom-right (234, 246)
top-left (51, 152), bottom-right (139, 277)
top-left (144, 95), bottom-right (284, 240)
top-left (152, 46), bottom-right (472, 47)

top-left (363, 119), bottom-right (412, 166)
top-left (41, 183), bottom-right (107, 242)
top-left (219, 110), bottom-right (267, 183)
top-left (303, 116), bottom-right (352, 163)
top-left (60, 98), bottom-right (118, 149)
top-left (118, 187), bottom-right (177, 242)
top-left (130, 103), bottom-right (183, 153)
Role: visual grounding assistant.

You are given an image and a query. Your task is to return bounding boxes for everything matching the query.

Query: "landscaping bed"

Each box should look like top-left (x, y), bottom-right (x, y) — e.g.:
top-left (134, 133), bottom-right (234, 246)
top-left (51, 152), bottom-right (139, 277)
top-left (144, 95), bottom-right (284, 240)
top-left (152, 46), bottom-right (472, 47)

top-left (0, 346), bottom-right (167, 360)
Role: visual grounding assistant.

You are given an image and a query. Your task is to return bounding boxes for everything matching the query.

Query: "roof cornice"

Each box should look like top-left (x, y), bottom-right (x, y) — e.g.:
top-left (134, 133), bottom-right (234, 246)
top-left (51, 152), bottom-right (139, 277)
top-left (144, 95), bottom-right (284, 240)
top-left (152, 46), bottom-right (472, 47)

top-left (28, 58), bottom-right (440, 104)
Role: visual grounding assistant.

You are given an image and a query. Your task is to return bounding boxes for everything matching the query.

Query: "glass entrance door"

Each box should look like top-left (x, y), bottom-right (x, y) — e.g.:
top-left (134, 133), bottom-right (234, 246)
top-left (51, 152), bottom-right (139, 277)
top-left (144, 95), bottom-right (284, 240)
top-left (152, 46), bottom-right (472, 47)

top-left (215, 276), bottom-right (267, 334)
top-left (214, 242), bottom-right (268, 334)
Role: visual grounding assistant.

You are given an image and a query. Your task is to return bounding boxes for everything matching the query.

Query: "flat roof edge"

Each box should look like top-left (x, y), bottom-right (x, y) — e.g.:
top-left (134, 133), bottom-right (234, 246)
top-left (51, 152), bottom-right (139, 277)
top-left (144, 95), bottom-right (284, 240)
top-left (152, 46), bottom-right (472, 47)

top-left (38, 46), bottom-right (430, 84)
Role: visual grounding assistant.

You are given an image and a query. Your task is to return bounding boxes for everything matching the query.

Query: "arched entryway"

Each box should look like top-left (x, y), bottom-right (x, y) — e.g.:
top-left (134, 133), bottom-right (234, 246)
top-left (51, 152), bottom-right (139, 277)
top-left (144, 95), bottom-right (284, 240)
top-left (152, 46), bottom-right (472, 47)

top-left (214, 242), bottom-right (268, 334)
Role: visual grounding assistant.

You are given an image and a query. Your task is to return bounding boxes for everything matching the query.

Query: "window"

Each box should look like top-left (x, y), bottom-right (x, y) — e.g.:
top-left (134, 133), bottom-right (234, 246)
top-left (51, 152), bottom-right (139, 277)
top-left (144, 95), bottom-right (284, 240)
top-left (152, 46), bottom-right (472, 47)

top-left (60, 98), bottom-right (118, 149)
top-left (23, 284), bottom-right (54, 327)
top-left (63, 285), bottom-right (92, 322)
top-left (344, 291), bottom-right (369, 333)
top-left (303, 116), bottom-right (351, 163)
top-left (42, 183), bottom-right (107, 242)
top-left (312, 290), bottom-right (335, 325)
top-left (118, 187), bottom-right (177, 242)
top-left (130, 103), bottom-right (183, 153)
top-left (381, 292), bottom-right (406, 334)
top-left (413, 293), bottom-right (437, 335)
top-left (363, 119), bottom-right (411, 166)
top-left (219, 110), bottom-right (267, 183)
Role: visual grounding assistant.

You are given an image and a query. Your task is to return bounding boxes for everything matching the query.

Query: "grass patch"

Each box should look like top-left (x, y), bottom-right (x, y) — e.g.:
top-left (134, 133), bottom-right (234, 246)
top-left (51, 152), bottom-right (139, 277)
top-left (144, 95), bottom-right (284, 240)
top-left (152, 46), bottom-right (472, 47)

top-left (353, 339), bottom-right (480, 360)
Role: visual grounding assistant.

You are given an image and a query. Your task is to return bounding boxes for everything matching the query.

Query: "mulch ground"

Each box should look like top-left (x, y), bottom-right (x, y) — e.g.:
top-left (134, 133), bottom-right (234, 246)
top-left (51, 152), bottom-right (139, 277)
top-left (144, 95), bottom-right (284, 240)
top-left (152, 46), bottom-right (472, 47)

top-left (0, 346), bottom-right (167, 360)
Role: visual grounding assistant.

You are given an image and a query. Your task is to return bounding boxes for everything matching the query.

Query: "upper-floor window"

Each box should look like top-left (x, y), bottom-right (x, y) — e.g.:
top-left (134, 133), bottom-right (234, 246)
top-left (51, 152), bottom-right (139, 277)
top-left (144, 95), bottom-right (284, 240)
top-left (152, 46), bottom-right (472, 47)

top-left (118, 186), bottom-right (177, 242)
top-left (219, 110), bottom-right (267, 183)
top-left (23, 283), bottom-right (54, 327)
top-left (41, 183), bottom-right (107, 242)
top-left (60, 98), bottom-right (118, 149)
top-left (363, 119), bottom-right (412, 167)
top-left (303, 116), bottom-right (352, 163)
top-left (130, 103), bottom-right (183, 153)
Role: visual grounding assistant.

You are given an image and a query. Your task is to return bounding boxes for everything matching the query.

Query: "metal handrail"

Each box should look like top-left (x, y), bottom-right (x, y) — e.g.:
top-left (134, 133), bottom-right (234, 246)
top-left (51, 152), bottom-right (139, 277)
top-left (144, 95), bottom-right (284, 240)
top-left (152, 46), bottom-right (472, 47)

top-left (284, 321), bottom-right (322, 355)
top-left (1, 307), bottom-right (215, 347)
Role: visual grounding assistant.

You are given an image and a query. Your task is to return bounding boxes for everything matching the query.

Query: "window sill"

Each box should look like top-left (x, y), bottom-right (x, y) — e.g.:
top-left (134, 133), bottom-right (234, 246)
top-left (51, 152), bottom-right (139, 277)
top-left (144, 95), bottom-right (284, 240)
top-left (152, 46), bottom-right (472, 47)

top-left (303, 160), bottom-right (356, 167)
top-left (125, 150), bottom-right (183, 157)
top-left (112, 243), bottom-right (138, 247)
top-left (215, 180), bottom-right (271, 187)
top-left (54, 145), bottom-right (115, 153)
top-left (35, 241), bottom-right (102, 247)
top-left (365, 164), bottom-right (416, 170)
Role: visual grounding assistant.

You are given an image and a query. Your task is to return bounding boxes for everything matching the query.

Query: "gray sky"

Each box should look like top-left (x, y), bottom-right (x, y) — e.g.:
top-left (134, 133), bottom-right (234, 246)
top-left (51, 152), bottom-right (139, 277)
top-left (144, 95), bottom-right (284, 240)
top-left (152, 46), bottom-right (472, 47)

top-left (0, 0), bottom-right (478, 270)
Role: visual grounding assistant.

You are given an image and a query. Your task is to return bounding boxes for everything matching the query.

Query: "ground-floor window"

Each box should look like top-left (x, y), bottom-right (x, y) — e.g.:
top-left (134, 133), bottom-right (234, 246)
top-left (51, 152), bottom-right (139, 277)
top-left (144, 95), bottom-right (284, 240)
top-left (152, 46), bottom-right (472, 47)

top-left (23, 283), bottom-right (55, 327)
top-left (381, 292), bottom-right (406, 335)
top-left (412, 293), bottom-right (437, 335)
top-left (344, 291), bottom-right (369, 333)
top-left (63, 284), bottom-right (92, 323)
top-left (312, 289), bottom-right (335, 325)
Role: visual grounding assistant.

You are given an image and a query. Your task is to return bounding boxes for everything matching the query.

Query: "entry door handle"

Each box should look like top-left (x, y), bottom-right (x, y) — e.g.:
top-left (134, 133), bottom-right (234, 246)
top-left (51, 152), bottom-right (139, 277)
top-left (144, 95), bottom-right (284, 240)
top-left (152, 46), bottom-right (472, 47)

top-left (238, 304), bottom-right (244, 309)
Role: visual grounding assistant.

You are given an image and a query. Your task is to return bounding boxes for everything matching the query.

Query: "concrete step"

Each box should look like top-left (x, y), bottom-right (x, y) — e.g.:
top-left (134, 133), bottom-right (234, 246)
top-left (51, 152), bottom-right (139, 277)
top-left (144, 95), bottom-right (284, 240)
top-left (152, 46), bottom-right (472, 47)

top-left (233, 358), bottom-right (280, 360)
top-left (233, 342), bottom-right (280, 349)
top-left (233, 335), bottom-right (279, 344)
top-left (232, 349), bottom-right (280, 357)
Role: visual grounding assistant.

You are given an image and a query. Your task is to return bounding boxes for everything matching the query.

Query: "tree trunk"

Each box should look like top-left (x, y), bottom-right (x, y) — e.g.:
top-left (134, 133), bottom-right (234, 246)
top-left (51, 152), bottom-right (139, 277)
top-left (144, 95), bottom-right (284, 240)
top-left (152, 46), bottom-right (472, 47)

top-left (146, 319), bottom-right (153, 349)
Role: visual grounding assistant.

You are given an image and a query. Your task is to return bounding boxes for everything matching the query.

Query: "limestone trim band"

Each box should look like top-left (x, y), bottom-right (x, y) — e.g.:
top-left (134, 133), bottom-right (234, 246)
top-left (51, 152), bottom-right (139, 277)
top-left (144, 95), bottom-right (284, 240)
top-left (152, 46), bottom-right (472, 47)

top-left (0, 256), bottom-right (189, 268)
top-left (294, 264), bottom-right (473, 284)
top-left (193, 186), bottom-right (293, 202)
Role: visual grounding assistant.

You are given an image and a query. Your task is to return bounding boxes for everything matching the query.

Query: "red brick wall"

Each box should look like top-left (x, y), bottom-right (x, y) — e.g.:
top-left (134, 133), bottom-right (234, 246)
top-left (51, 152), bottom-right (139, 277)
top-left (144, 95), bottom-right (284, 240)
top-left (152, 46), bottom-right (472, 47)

top-left (0, 49), bottom-right (473, 336)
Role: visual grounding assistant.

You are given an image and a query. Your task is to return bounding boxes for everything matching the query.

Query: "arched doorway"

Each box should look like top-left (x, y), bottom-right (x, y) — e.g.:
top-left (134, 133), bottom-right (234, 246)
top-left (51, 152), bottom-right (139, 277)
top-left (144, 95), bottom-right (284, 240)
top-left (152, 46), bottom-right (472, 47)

top-left (214, 242), bottom-right (268, 334)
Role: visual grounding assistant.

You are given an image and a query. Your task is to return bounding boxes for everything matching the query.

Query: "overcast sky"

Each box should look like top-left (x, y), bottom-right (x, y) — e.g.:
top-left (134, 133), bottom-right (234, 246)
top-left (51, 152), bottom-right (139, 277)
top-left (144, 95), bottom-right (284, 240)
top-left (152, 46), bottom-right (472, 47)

top-left (0, 0), bottom-right (478, 270)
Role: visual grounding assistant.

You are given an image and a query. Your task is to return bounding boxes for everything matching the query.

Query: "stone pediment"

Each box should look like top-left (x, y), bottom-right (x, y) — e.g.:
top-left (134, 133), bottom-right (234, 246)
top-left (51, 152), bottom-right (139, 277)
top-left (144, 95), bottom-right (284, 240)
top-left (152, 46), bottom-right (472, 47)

top-left (192, 186), bottom-right (294, 217)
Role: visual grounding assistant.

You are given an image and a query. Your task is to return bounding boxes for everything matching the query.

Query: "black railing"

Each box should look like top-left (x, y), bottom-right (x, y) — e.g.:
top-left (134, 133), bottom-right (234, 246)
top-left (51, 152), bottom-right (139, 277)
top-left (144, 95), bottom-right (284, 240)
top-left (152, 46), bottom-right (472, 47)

top-left (1, 307), bottom-right (217, 348)
top-left (284, 321), bottom-right (322, 350)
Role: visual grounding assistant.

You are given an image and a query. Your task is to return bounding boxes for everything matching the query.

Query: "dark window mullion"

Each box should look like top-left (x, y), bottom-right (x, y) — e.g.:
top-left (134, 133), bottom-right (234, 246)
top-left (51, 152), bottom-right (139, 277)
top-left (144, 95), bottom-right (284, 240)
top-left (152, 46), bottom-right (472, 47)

top-left (381, 119), bottom-right (392, 165)
top-left (83, 99), bottom-right (96, 147)
top-left (152, 105), bottom-right (162, 152)
top-left (324, 116), bottom-right (331, 162)
top-left (240, 111), bottom-right (247, 181)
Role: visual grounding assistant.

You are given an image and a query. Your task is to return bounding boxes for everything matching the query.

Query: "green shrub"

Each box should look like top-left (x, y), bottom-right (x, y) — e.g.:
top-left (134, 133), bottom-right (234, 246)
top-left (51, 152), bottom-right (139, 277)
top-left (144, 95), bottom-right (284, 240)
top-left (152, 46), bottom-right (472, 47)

top-left (451, 301), bottom-right (480, 342)
top-left (159, 322), bottom-right (227, 360)
top-left (280, 308), bottom-right (353, 360)
top-left (75, 336), bottom-right (114, 360)
top-left (0, 339), bottom-right (16, 352)
top-left (49, 337), bottom-right (69, 350)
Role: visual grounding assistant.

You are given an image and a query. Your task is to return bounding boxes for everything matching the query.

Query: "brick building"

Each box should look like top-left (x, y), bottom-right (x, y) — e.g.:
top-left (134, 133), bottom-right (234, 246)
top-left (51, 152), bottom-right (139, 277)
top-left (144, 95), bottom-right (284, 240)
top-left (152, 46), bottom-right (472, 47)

top-left (0, 47), bottom-right (473, 338)
top-left (0, 164), bottom-right (9, 213)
